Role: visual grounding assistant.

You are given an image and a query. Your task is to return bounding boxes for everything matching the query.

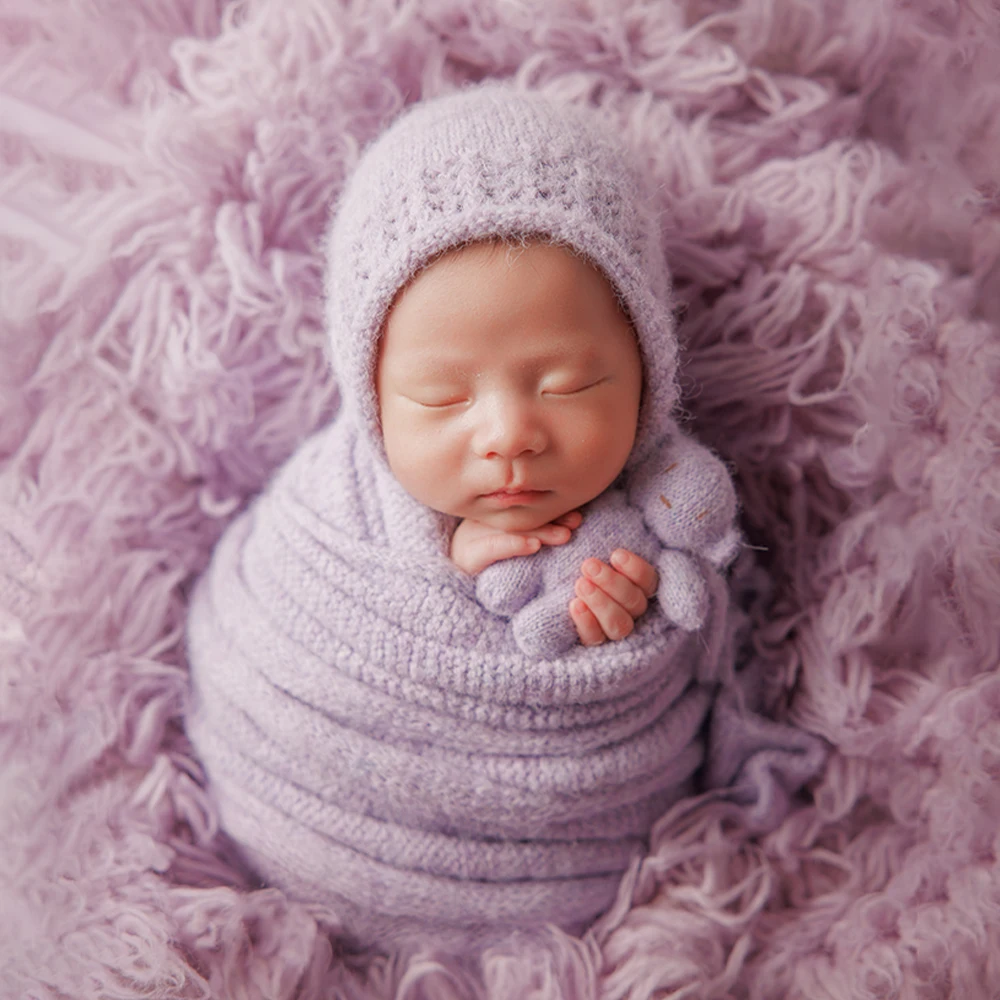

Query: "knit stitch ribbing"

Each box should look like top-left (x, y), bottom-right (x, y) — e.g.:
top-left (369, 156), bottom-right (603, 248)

top-left (185, 417), bottom-right (718, 946)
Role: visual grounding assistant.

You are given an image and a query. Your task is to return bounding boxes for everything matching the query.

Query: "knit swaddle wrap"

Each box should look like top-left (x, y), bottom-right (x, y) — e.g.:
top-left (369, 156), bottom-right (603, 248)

top-left (186, 419), bottom-right (719, 945)
top-left (185, 84), bottom-right (823, 948)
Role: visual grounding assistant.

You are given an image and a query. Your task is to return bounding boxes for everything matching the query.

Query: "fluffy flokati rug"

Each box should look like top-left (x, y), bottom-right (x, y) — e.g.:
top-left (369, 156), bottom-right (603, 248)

top-left (2, 0), bottom-right (1000, 996)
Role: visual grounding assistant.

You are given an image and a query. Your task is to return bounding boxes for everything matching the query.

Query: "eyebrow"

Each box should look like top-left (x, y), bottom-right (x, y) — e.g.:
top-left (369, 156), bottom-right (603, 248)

top-left (403, 359), bottom-right (473, 381)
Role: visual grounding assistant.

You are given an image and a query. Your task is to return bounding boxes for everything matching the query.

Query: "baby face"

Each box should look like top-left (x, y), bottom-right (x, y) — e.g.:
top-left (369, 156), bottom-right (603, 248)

top-left (375, 240), bottom-right (643, 533)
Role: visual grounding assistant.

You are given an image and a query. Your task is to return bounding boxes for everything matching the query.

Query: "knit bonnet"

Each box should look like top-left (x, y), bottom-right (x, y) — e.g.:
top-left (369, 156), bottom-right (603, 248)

top-left (324, 83), bottom-right (679, 473)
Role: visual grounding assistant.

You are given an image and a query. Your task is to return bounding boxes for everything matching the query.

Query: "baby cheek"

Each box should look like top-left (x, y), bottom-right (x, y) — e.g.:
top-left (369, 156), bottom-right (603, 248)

top-left (397, 424), bottom-right (466, 501)
top-left (563, 406), bottom-right (637, 492)
top-left (384, 411), bottom-right (429, 480)
top-left (566, 405), bottom-right (631, 455)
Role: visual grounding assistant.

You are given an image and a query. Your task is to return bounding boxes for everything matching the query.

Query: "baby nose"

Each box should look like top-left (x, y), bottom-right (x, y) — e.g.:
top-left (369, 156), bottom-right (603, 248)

top-left (474, 397), bottom-right (546, 459)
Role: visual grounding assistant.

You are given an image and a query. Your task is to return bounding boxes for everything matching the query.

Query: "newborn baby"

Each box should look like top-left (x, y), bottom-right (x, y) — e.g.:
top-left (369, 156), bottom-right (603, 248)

top-left (377, 238), bottom-right (742, 657)
top-left (184, 83), bottom-right (825, 953)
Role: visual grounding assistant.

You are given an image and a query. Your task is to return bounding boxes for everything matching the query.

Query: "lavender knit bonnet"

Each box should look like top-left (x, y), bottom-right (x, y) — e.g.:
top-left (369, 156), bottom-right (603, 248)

top-left (325, 82), bottom-right (680, 478)
top-left (184, 83), bottom-right (825, 954)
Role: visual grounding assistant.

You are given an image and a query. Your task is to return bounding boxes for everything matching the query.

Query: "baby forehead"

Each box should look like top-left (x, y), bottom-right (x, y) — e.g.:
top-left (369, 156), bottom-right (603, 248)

top-left (377, 240), bottom-right (635, 369)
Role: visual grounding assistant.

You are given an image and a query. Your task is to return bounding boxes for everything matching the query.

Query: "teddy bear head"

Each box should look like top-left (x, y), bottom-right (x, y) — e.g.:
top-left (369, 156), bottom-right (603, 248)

top-left (627, 435), bottom-right (740, 562)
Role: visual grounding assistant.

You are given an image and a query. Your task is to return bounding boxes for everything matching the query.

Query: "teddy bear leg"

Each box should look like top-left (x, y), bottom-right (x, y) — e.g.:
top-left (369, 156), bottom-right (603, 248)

top-left (476, 558), bottom-right (540, 617)
top-left (512, 590), bottom-right (579, 660)
top-left (656, 550), bottom-right (710, 631)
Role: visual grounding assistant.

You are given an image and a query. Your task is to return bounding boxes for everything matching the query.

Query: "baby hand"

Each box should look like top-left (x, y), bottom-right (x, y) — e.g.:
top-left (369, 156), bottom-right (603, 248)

top-left (450, 510), bottom-right (584, 576)
top-left (570, 549), bottom-right (658, 646)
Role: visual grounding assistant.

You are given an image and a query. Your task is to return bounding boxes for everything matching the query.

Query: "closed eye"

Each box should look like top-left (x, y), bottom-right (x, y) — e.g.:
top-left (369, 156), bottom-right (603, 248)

top-left (411, 396), bottom-right (468, 409)
top-left (543, 377), bottom-right (607, 396)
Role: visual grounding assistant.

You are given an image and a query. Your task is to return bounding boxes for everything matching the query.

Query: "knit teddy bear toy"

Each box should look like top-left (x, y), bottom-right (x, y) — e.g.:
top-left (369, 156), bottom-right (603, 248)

top-left (476, 430), bottom-right (742, 658)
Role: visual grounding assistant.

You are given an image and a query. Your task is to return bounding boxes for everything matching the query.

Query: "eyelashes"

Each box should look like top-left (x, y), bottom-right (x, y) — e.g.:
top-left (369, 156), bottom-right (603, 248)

top-left (418, 398), bottom-right (468, 409)
top-left (542, 377), bottom-right (607, 396)
top-left (408, 377), bottom-right (608, 409)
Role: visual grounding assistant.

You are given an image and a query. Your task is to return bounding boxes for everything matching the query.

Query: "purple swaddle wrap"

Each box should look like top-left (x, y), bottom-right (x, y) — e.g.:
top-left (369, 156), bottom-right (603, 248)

top-left (184, 84), bottom-right (825, 950)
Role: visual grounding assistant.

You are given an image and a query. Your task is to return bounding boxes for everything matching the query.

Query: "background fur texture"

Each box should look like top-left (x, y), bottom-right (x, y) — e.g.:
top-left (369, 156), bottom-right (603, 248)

top-left (2, 0), bottom-right (1000, 996)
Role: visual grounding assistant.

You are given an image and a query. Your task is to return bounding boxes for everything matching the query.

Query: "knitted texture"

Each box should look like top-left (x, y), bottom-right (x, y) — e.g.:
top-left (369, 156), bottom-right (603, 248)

top-left (477, 431), bottom-right (743, 657)
top-left (185, 421), bottom-right (720, 948)
top-left (184, 84), bottom-right (825, 950)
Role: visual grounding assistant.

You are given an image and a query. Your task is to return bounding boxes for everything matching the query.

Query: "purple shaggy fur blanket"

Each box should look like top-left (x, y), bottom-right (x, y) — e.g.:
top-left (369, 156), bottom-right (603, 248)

top-left (3, 0), bottom-right (1000, 996)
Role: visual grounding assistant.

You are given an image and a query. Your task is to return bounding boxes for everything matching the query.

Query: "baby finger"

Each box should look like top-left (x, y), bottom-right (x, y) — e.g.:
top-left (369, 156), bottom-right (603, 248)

top-left (554, 510), bottom-right (583, 529)
top-left (484, 532), bottom-right (540, 565)
top-left (580, 558), bottom-right (648, 618)
top-left (610, 549), bottom-right (659, 598)
top-left (574, 577), bottom-right (635, 641)
top-left (570, 598), bottom-right (606, 647)
top-left (529, 523), bottom-right (573, 546)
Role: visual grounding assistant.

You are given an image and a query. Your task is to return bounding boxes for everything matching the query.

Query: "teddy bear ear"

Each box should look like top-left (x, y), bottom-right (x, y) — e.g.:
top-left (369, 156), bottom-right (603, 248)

top-left (625, 432), bottom-right (677, 496)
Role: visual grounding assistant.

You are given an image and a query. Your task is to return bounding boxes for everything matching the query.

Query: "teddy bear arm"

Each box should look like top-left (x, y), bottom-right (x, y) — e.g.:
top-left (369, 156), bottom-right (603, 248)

top-left (704, 526), bottom-right (743, 572)
top-left (655, 549), bottom-right (710, 632)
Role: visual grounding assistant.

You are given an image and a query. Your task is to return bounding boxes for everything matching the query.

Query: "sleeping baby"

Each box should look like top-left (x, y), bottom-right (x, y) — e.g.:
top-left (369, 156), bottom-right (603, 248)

top-left (378, 237), bottom-right (743, 658)
top-left (184, 83), bottom-right (825, 952)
